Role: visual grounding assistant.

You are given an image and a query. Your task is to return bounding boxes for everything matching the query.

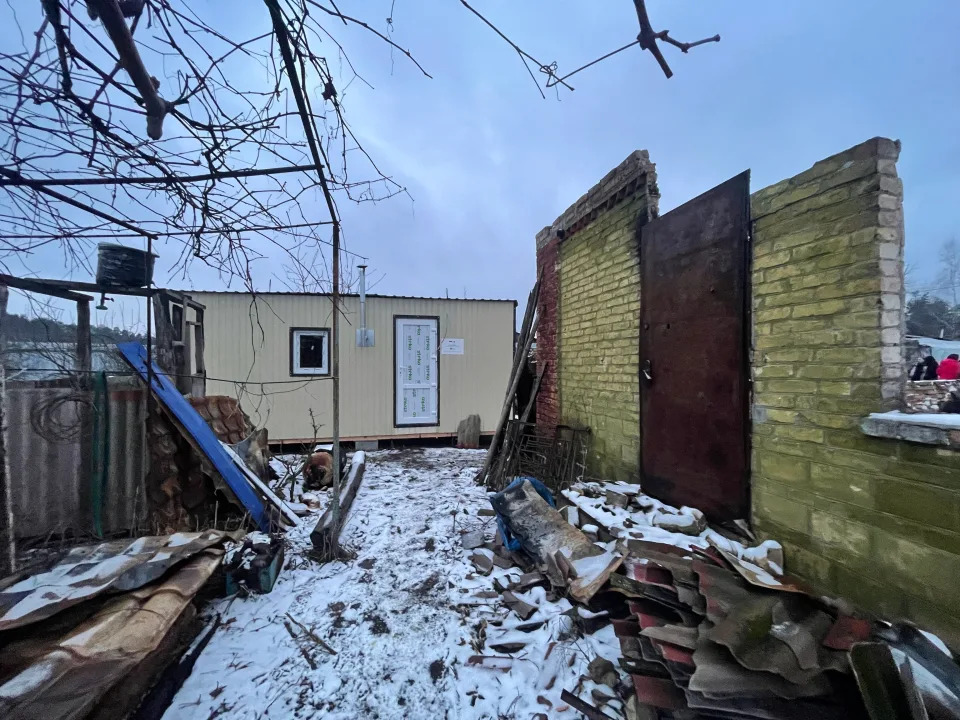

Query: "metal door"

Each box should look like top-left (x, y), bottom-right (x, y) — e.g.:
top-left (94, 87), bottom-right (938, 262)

top-left (639, 172), bottom-right (750, 521)
top-left (394, 316), bottom-right (440, 427)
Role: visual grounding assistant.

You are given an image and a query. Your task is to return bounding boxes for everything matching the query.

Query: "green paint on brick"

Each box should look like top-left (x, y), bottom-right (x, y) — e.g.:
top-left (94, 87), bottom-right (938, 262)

top-left (558, 192), bottom-right (651, 482)
top-left (750, 138), bottom-right (960, 648)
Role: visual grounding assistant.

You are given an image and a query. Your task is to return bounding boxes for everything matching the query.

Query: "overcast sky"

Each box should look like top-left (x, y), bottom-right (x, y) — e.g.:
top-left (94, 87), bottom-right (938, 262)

top-left (3, 0), bottom-right (959, 328)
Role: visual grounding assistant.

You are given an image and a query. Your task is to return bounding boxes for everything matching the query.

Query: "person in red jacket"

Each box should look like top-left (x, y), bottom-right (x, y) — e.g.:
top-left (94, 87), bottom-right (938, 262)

top-left (938, 354), bottom-right (960, 380)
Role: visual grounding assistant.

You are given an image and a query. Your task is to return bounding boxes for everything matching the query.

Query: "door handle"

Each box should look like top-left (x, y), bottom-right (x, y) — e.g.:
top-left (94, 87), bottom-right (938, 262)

top-left (642, 359), bottom-right (653, 383)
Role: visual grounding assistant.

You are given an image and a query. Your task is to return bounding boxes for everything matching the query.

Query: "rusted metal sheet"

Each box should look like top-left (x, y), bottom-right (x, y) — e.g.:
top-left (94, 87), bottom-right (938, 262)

top-left (639, 171), bottom-right (751, 521)
top-left (0, 548), bottom-right (223, 720)
top-left (6, 379), bottom-right (147, 540)
top-left (0, 529), bottom-right (231, 631)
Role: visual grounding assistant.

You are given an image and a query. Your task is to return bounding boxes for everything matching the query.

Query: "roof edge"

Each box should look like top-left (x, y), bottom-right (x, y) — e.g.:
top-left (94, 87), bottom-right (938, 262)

top-left (175, 290), bottom-right (517, 303)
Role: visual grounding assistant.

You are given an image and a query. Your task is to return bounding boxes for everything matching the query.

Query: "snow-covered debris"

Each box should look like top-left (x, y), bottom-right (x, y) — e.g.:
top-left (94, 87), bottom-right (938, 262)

top-left (562, 481), bottom-right (785, 578)
top-left (166, 448), bottom-right (625, 720)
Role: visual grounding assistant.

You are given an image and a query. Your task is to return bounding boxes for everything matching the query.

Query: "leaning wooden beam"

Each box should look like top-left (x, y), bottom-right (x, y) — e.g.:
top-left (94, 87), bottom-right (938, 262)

top-left (479, 312), bottom-right (539, 488)
top-left (475, 280), bottom-right (540, 486)
top-left (520, 361), bottom-right (548, 424)
top-left (490, 361), bottom-right (549, 486)
top-left (311, 452), bottom-right (366, 556)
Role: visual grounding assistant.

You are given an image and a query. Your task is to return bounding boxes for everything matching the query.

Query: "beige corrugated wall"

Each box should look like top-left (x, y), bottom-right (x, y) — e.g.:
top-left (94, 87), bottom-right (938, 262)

top-left (189, 293), bottom-right (516, 442)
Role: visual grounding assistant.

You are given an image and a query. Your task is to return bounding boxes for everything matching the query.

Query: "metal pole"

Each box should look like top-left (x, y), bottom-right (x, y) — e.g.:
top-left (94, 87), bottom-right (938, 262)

top-left (330, 225), bottom-right (341, 554)
top-left (358, 264), bottom-right (367, 341)
top-left (145, 238), bottom-right (154, 537)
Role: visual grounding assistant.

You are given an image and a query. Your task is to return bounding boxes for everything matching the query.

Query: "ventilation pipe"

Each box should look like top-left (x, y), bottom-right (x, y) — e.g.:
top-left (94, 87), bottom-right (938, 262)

top-left (356, 265), bottom-right (373, 347)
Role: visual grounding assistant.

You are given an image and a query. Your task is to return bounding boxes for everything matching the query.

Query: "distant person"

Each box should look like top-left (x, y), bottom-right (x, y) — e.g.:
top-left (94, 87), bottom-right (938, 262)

top-left (911, 356), bottom-right (939, 381)
top-left (938, 354), bottom-right (960, 380)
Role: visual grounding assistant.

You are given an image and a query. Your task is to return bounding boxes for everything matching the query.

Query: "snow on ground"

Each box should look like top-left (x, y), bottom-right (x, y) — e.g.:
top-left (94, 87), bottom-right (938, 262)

top-left (167, 448), bottom-right (619, 720)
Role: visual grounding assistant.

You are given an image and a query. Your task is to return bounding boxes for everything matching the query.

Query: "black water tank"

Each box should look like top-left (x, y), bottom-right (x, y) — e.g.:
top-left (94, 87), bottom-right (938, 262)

top-left (96, 243), bottom-right (156, 287)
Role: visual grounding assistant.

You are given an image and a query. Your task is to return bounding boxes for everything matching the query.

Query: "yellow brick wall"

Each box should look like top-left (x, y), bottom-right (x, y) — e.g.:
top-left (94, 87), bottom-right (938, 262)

top-left (751, 137), bottom-right (960, 649)
top-left (558, 194), bottom-right (648, 481)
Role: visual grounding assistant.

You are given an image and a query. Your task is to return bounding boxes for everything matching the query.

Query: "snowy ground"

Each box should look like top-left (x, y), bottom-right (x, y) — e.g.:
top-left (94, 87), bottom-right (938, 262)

top-left (166, 448), bottom-right (618, 720)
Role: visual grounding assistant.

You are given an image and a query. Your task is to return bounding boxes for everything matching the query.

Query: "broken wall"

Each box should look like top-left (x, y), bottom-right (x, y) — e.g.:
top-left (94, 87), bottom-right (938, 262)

top-left (750, 137), bottom-right (960, 648)
top-left (535, 151), bottom-right (659, 481)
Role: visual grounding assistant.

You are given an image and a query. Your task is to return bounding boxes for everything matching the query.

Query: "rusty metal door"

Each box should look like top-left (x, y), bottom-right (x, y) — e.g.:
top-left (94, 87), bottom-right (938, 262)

top-left (639, 171), bottom-right (750, 521)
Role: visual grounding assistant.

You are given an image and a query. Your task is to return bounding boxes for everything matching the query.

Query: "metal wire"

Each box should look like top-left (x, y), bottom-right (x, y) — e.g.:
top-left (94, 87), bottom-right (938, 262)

top-left (29, 389), bottom-right (95, 444)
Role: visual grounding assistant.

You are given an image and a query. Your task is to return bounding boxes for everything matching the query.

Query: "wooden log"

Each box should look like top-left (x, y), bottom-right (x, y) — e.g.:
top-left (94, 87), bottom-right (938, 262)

top-left (310, 452), bottom-right (366, 554)
top-left (456, 414), bottom-right (481, 449)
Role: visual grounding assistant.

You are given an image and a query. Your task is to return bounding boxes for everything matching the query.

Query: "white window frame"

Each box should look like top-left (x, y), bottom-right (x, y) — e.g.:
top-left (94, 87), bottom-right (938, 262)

top-left (290, 327), bottom-right (330, 376)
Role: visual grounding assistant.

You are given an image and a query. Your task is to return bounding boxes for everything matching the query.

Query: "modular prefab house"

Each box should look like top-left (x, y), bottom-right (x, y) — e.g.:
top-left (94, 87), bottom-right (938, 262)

top-left (188, 292), bottom-right (516, 444)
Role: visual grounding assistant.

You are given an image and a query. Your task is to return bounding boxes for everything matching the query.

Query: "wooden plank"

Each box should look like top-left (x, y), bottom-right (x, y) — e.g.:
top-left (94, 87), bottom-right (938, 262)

top-left (0, 273), bottom-right (92, 301)
top-left (0, 274), bottom-right (148, 298)
top-left (310, 452), bottom-right (366, 554)
top-left (478, 312), bottom-right (539, 487)
top-left (75, 299), bottom-right (92, 377)
top-left (520, 361), bottom-right (547, 424)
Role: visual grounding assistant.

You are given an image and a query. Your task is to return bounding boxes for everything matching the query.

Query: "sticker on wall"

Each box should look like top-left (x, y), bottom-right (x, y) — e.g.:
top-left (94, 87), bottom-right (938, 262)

top-left (441, 338), bottom-right (464, 355)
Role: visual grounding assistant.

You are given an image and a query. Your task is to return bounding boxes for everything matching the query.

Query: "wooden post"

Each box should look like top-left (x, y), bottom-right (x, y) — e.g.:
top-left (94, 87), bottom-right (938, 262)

top-left (151, 295), bottom-right (176, 376)
top-left (193, 306), bottom-right (206, 398)
top-left (0, 284), bottom-right (14, 575)
top-left (76, 299), bottom-right (92, 379)
top-left (76, 298), bottom-right (95, 531)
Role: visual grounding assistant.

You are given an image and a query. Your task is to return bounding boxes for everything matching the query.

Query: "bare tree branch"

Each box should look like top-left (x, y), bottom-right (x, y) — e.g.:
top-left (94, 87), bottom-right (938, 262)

top-left (632, 0), bottom-right (720, 79)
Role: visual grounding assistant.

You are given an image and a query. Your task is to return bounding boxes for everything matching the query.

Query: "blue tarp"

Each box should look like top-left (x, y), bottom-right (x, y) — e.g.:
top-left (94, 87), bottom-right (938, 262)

top-left (116, 342), bottom-right (271, 531)
top-left (492, 476), bottom-right (555, 552)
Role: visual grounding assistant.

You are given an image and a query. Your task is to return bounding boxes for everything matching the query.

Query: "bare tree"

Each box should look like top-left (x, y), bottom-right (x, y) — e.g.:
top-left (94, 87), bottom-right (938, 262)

top-left (938, 238), bottom-right (960, 306)
top-left (0, 0), bottom-right (721, 558)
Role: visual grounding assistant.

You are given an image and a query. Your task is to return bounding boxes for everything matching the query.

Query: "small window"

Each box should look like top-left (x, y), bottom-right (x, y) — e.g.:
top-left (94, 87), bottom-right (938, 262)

top-left (290, 328), bottom-right (330, 376)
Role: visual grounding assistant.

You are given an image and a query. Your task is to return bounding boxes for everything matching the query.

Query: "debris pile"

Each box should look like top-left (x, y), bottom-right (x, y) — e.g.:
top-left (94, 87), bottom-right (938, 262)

top-left (471, 478), bottom-right (960, 719)
top-left (0, 531), bottom-right (234, 719)
top-left (224, 531), bottom-right (285, 594)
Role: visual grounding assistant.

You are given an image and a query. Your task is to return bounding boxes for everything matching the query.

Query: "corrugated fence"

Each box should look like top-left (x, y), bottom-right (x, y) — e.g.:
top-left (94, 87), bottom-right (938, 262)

top-left (6, 378), bottom-right (148, 540)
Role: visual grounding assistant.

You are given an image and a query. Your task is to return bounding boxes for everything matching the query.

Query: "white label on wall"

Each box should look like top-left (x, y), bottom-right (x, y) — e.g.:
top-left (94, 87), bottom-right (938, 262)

top-left (441, 338), bottom-right (464, 355)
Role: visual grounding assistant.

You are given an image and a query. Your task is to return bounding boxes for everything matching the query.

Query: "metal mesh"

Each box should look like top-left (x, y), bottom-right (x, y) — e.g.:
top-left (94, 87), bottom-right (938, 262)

top-left (491, 421), bottom-right (589, 494)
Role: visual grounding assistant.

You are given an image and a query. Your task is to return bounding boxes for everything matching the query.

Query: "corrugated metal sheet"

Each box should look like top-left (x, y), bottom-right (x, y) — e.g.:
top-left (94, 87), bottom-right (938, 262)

top-left (7, 378), bottom-right (147, 540)
top-left (0, 548), bottom-right (224, 720)
top-left (191, 292), bottom-right (516, 442)
top-left (0, 530), bottom-right (230, 631)
top-left (104, 382), bottom-right (147, 535)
